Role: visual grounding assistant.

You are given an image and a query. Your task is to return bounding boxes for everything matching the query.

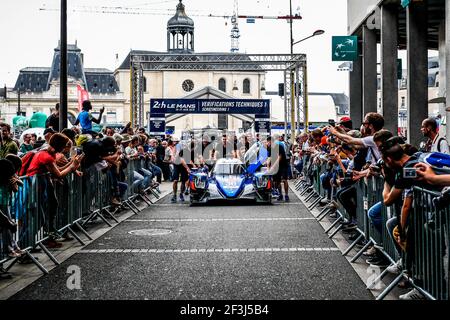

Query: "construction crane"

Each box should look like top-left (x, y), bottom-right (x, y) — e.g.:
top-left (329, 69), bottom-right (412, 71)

top-left (230, 0), bottom-right (240, 53)
top-left (39, 1), bottom-right (302, 53)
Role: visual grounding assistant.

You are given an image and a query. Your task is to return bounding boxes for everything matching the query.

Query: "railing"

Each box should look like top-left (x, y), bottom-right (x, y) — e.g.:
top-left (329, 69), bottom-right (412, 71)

top-left (295, 158), bottom-right (450, 300)
top-left (1, 159), bottom-right (161, 274)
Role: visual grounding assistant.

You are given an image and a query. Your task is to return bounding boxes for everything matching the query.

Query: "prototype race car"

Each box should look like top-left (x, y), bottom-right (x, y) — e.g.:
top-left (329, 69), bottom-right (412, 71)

top-left (188, 158), bottom-right (273, 205)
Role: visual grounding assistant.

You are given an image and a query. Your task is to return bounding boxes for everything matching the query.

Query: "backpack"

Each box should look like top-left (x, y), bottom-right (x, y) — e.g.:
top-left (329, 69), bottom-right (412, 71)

top-left (435, 137), bottom-right (448, 153)
top-left (19, 150), bottom-right (38, 176)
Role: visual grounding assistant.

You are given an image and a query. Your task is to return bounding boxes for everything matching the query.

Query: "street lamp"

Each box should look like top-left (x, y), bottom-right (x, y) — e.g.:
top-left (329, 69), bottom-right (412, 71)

top-left (293, 30), bottom-right (325, 45)
top-left (291, 29), bottom-right (325, 137)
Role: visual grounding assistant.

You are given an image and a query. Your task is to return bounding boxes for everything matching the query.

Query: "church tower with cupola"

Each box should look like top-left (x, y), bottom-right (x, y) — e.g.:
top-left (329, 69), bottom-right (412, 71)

top-left (167, 0), bottom-right (194, 53)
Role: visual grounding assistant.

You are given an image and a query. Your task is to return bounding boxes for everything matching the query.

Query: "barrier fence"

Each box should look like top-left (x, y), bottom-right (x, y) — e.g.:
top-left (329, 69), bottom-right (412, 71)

top-left (295, 157), bottom-right (450, 300)
top-left (1, 158), bottom-right (161, 275)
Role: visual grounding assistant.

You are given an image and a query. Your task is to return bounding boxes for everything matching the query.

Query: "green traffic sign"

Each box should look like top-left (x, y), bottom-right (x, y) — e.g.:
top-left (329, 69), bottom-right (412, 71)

top-left (401, 0), bottom-right (411, 8)
top-left (332, 36), bottom-right (358, 61)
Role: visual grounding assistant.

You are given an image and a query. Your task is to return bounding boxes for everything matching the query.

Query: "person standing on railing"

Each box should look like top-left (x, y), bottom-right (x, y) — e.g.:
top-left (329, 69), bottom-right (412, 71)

top-left (74, 100), bottom-right (105, 136)
top-left (420, 118), bottom-right (450, 154)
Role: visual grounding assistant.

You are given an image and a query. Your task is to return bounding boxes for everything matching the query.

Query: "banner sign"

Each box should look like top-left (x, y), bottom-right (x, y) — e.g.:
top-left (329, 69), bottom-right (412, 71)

top-left (401, 0), bottom-right (411, 8)
top-left (150, 99), bottom-right (270, 115)
top-left (148, 113), bottom-right (166, 137)
top-left (255, 114), bottom-right (271, 133)
top-left (77, 84), bottom-right (89, 112)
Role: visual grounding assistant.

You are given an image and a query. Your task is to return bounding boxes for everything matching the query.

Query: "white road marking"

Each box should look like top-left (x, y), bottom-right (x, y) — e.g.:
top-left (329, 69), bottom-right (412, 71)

top-left (78, 247), bottom-right (340, 254)
top-left (125, 217), bottom-right (315, 223)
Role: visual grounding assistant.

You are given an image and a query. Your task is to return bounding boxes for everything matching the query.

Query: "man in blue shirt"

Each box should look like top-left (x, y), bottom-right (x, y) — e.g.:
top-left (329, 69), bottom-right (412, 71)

top-left (75, 100), bottom-right (105, 135)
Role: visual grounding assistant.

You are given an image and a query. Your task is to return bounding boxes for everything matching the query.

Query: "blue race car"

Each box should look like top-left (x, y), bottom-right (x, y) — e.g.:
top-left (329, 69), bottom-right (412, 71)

top-left (188, 158), bottom-right (273, 205)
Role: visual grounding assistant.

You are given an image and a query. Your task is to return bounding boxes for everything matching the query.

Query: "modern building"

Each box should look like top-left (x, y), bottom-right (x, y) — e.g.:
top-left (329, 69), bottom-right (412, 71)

top-left (114, 0), bottom-right (266, 135)
top-left (2, 42), bottom-right (126, 126)
top-left (347, 0), bottom-right (449, 146)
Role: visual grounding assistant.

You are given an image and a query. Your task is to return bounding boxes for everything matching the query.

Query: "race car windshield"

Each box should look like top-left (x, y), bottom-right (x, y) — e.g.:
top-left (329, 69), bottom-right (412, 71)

top-left (214, 164), bottom-right (245, 175)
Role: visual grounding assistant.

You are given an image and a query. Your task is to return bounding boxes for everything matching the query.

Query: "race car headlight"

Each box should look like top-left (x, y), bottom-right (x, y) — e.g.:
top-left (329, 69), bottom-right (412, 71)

top-left (255, 175), bottom-right (270, 189)
top-left (194, 176), bottom-right (207, 189)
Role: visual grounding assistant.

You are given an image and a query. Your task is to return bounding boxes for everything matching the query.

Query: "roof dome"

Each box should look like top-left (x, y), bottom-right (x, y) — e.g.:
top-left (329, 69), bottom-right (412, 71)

top-left (167, 0), bottom-right (194, 29)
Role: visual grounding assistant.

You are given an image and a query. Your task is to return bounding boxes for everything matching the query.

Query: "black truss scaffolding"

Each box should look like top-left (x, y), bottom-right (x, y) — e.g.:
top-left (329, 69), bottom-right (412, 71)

top-left (130, 53), bottom-right (307, 131)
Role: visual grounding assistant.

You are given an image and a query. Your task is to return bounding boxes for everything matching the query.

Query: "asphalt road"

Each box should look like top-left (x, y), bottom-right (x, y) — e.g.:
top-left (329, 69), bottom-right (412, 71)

top-left (11, 192), bottom-right (373, 300)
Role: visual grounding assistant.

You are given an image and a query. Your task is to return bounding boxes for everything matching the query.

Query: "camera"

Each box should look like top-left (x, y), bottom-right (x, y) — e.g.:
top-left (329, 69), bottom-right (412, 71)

top-left (433, 187), bottom-right (450, 210)
top-left (371, 159), bottom-right (385, 173)
top-left (403, 167), bottom-right (418, 179)
top-left (328, 119), bottom-right (336, 127)
top-left (328, 135), bottom-right (337, 144)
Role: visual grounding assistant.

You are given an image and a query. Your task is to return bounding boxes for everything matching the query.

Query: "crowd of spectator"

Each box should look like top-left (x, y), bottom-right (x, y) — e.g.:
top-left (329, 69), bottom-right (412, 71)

top-left (296, 112), bottom-right (450, 300)
top-left (2, 99), bottom-right (450, 298)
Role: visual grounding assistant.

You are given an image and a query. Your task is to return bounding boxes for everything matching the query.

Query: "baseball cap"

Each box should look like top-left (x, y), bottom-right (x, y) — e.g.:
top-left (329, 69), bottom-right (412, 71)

top-left (338, 116), bottom-right (352, 124)
top-left (43, 128), bottom-right (57, 135)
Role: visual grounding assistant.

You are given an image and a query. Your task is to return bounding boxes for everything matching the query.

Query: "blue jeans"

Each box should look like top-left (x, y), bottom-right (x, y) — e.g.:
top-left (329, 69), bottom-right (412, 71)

top-left (320, 172), bottom-right (332, 199)
top-left (148, 163), bottom-right (162, 183)
top-left (386, 216), bottom-right (403, 255)
top-left (294, 161), bottom-right (303, 174)
top-left (368, 201), bottom-right (382, 234)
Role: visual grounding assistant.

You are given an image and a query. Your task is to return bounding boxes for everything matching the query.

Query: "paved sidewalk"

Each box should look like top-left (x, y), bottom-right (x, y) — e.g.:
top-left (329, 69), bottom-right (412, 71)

top-left (0, 182), bottom-right (173, 300)
top-left (289, 181), bottom-right (405, 300)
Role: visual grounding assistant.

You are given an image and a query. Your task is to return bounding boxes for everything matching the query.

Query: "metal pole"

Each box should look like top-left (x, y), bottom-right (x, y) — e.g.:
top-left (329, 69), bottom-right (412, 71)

top-left (284, 70), bottom-right (288, 134)
top-left (296, 67), bottom-right (301, 134)
top-left (446, 0), bottom-right (450, 140)
top-left (130, 61), bottom-right (134, 126)
top-left (59, 0), bottom-right (68, 131)
top-left (303, 62), bottom-right (309, 132)
top-left (17, 89), bottom-right (21, 116)
top-left (289, 0), bottom-right (296, 144)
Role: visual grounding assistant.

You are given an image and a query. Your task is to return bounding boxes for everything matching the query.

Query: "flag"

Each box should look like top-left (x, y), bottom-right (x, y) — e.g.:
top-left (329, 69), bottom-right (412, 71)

top-left (77, 84), bottom-right (89, 111)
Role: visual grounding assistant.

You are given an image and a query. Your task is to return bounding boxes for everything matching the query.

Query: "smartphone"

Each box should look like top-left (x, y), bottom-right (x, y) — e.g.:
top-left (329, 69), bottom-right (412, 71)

top-left (403, 167), bottom-right (418, 179)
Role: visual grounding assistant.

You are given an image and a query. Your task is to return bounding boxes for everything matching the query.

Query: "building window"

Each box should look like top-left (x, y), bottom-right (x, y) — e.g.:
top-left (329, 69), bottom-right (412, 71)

top-left (142, 77), bottom-right (147, 93)
top-left (243, 78), bottom-right (250, 94)
top-left (218, 78), bottom-right (226, 92)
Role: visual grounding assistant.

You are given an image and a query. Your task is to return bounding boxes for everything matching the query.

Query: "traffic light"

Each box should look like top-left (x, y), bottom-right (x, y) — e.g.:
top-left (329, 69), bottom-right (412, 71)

top-left (278, 83), bottom-right (285, 97)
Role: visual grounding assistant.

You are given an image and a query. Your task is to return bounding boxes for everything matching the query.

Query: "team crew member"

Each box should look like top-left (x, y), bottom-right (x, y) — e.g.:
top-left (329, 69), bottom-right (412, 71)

top-left (267, 136), bottom-right (290, 202)
top-left (171, 140), bottom-right (191, 203)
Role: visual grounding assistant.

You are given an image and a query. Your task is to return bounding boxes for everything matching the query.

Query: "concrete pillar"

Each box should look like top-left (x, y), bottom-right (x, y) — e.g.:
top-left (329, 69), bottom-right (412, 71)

top-left (350, 51), bottom-right (363, 129)
top-left (362, 26), bottom-right (378, 116)
top-left (438, 21), bottom-right (446, 118)
top-left (407, 1), bottom-right (428, 146)
top-left (381, 4), bottom-right (399, 135)
top-left (446, 0), bottom-right (450, 139)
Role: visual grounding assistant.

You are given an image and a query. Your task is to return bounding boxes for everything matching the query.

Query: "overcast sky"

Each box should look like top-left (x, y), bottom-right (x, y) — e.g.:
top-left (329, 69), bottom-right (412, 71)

top-left (0, 0), bottom-right (349, 94)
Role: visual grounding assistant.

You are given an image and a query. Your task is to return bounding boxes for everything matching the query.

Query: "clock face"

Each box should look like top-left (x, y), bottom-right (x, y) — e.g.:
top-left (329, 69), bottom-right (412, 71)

top-left (182, 79), bottom-right (194, 92)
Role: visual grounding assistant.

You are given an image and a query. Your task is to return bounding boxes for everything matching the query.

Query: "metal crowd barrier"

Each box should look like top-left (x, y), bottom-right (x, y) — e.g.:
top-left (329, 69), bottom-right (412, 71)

top-left (1, 159), bottom-right (158, 275)
top-left (296, 156), bottom-right (450, 300)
